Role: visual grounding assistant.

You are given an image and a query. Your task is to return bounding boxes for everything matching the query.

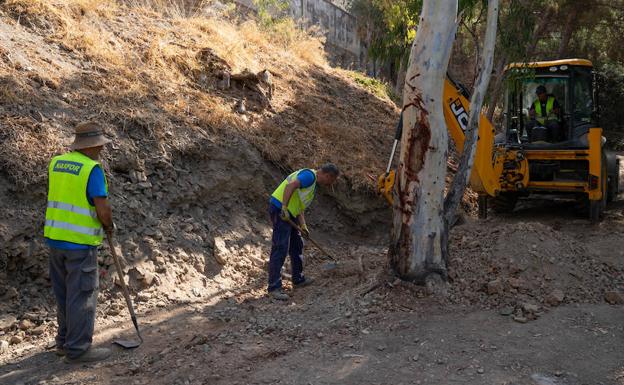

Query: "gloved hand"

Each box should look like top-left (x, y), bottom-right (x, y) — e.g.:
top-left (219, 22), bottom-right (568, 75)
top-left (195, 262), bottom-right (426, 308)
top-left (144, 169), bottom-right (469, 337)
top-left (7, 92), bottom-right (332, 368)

top-left (300, 223), bottom-right (310, 238)
top-left (280, 207), bottom-right (290, 221)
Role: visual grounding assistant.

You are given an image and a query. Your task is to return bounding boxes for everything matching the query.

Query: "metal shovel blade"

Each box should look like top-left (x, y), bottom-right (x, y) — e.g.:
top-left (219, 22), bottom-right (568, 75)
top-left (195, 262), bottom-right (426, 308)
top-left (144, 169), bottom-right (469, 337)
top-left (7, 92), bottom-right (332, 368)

top-left (112, 339), bottom-right (141, 349)
top-left (322, 260), bottom-right (338, 271)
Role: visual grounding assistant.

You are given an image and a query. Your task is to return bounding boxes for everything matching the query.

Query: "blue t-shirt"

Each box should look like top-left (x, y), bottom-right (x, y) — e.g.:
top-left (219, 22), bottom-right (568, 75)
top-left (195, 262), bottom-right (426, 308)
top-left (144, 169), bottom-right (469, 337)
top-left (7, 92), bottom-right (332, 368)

top-left (46, 165), bottom-right (108, 250)
top-left (270, 169), bottom-right (316, 209)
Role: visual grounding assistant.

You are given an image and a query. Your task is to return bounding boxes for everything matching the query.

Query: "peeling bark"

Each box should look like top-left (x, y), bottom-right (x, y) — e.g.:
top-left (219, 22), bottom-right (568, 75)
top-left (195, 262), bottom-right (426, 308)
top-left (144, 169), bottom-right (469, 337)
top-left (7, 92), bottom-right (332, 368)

top-left (389, 0), bottom-right (458, 282)
top-left (445, 0), bottom-right (499, 226)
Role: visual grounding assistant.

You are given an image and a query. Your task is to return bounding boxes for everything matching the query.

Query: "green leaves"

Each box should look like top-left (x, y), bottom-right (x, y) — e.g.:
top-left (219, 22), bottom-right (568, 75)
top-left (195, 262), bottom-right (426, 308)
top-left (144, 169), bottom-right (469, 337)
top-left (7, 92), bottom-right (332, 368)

top-left (351, 0), bottom-right (422, 66)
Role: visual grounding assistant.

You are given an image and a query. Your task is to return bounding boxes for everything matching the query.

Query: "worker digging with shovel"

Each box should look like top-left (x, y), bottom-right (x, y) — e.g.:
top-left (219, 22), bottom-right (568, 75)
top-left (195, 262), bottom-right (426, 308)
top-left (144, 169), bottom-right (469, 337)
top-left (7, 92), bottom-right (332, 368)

top-left (267, 163), bottom-right (340, 300)
top-left (44, 122), bottom-right (114, 363)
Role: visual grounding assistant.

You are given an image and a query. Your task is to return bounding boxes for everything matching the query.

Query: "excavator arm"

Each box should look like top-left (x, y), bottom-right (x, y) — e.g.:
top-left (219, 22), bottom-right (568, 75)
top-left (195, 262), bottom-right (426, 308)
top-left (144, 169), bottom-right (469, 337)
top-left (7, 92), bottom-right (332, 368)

top-left (378, 76), bottom-right (501, 205)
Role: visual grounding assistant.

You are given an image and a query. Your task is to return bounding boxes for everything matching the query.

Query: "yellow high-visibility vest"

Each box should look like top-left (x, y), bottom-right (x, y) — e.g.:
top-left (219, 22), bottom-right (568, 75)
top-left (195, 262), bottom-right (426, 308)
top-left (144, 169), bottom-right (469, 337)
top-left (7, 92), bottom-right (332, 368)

top-left (534, 96), bottom-right (557, 125)
top-left (44, 151), bottom-right (108, 246)
top-left (271, 169), bottom-right (317, 217)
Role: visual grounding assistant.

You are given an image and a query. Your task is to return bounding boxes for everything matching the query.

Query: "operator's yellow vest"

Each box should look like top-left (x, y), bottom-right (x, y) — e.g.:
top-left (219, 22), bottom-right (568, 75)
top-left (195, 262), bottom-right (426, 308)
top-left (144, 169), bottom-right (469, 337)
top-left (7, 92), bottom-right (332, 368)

top-left (44, 151), bottom-right (108, 246)
top-left (271, 169), bottom-right (317, 217)
top-left (534, 96), bottom-right (556, 125)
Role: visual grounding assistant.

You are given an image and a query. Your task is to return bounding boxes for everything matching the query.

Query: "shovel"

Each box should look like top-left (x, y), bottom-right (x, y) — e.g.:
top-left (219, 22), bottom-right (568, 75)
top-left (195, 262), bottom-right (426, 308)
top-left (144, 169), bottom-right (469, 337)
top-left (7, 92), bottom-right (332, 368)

top-left (106, 229), bottom-right (144, 349)
top-left (284, 218), bottom-right (338, 270)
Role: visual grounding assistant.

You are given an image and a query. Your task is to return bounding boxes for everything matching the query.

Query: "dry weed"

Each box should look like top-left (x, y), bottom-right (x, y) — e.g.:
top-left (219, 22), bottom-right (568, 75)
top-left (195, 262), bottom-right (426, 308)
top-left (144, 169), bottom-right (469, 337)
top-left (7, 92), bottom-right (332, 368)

top-left (62, 20), bottom-right (126, 65)
top-left (0, 116), bottom-right (66, 189)
top-left (124, 0), bottom-right (211, 18)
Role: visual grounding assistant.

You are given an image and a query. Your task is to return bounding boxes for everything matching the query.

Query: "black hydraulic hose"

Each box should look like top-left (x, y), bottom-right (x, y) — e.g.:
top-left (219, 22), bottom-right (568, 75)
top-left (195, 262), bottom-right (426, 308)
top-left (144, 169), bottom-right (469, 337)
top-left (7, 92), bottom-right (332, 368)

top-left (394, 112), bottom-right (403, 140)
top-left (385, 112), bottom-right (403, 174)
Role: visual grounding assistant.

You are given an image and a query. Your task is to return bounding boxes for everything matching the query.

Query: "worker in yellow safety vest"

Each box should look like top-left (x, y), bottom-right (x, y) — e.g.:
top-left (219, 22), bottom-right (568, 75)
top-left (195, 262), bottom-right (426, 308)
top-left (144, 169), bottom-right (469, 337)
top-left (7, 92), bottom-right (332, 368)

top-left (44, 122), bottom-right (114, 363)
top-left (267, 164), bottom-right (339, 300)
top-left (529, 85), bottom-right (562, 142)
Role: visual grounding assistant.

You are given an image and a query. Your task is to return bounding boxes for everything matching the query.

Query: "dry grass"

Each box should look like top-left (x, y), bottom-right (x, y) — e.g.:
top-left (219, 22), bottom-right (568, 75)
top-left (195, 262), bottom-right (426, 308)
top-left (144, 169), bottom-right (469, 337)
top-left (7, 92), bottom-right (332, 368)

top-left (124, 0), bottom-right (211, 18)
top-left (0, 116), bottom-right (65, 189)
top-left (0, 0), bottom-right (398, 191)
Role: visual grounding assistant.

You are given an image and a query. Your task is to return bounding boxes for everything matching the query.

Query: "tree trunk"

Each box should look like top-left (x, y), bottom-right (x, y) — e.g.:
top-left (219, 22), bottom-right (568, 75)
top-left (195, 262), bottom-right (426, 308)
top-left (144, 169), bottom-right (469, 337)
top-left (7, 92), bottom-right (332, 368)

top-left (557, 8), bottom-right (579, 58)
top-left (389, 0), bottom-right (458, 282)
top-left (526, 8), bottom-right (553, 59)
top-left (445, 0), bottom-right (499, 226)
top-left (485, 55), bottom-right (506, 122)
top-left (394, 55), bottom-right (407, 99)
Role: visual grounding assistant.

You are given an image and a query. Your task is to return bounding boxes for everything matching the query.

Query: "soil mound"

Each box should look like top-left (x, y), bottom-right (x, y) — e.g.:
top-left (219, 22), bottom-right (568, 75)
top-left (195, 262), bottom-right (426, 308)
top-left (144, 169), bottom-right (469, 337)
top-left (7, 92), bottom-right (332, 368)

top-left (447, 220), bottom-right (624, 314)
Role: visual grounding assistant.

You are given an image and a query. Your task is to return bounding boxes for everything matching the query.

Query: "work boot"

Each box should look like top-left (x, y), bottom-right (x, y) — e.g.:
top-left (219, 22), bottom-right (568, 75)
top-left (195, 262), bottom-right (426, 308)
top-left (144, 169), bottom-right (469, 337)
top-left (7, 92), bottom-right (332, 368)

top-left (64, 347), bottom-right (111, 364)
top-left (269, 290), bottom-right (289, 301)
top-left (294, 276), bottom-right (315, 288)
top-left (55, 347), bottom-right (66, 357)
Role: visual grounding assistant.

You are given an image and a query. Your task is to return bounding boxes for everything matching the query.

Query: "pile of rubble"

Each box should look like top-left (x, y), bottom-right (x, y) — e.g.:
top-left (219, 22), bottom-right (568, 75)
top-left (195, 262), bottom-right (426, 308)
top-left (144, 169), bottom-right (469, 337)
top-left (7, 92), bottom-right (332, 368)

top-left (446, 220), bottom-right (624, 314)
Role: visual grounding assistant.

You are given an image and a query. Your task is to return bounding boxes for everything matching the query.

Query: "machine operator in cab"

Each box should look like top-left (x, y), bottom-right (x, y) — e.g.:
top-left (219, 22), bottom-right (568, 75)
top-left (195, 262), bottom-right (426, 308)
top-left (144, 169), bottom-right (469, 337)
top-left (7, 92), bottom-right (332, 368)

top-left (528, 85), bottom-right (563, 142)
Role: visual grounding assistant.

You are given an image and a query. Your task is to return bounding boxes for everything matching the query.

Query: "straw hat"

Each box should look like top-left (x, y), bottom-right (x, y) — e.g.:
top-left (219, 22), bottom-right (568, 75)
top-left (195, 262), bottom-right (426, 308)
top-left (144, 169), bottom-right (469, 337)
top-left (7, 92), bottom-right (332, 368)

top-left (70, 122), bottom-right (111, 150)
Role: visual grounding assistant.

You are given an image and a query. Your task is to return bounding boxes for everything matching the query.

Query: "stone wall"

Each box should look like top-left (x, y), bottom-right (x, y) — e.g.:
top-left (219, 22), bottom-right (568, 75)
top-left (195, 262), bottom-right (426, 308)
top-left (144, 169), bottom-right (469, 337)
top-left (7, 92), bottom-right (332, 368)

top-left (233, 0), bottom-right (365, 69)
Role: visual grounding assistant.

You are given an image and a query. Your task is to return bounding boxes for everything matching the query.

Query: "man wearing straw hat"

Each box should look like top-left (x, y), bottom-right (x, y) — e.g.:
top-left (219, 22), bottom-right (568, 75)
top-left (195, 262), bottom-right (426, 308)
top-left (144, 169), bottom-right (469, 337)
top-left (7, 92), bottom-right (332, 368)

top-left (44, 121), bottom-right (114, 363)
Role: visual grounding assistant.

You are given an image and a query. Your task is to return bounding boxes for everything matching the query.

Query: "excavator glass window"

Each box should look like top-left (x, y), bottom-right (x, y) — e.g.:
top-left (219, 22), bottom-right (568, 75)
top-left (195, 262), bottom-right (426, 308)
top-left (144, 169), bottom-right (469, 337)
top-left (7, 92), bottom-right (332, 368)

top-left (504, 65), bottom-right (595, 146)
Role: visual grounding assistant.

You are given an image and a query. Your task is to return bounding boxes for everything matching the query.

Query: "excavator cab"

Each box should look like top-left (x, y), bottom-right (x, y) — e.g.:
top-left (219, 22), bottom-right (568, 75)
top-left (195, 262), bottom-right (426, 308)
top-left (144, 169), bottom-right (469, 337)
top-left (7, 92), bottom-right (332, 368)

top-left (503, 63), bottom-right (596, 147)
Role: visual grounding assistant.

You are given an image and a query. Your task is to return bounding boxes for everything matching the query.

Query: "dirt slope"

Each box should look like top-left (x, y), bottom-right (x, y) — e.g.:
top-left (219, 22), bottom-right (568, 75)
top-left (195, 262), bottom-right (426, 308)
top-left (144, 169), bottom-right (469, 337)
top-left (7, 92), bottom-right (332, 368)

top-left (0, 0), bottom-right (396, 362)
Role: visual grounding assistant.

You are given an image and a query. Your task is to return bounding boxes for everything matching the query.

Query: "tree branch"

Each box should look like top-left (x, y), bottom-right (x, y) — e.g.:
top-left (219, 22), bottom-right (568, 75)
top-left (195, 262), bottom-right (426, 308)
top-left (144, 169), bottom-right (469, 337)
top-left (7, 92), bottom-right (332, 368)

top-left (444, 0), bottom-right (499, 227)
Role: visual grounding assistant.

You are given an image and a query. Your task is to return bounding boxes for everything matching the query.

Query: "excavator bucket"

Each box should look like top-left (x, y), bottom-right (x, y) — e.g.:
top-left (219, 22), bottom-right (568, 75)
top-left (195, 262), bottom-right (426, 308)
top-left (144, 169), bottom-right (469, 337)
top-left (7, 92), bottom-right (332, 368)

top-left (377, 170), bottom-right (395, 206)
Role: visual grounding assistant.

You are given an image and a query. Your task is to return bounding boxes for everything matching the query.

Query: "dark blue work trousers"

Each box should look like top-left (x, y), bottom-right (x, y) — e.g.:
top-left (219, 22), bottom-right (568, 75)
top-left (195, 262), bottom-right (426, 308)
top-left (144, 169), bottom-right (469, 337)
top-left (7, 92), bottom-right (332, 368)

top-left (48, 247), bottom-right (99, 359)
top-left (268, 204), bottom-right (305, 292)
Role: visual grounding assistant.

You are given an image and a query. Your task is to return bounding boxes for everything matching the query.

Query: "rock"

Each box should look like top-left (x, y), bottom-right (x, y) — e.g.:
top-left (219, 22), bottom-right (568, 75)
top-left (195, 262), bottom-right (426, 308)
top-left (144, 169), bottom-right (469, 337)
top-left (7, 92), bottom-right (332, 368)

top-left (0, 339), bottom-right (8, 353)
top-left (235, 99), bottom-right (246, 114)
top-left (521, 303), bottom-right (539, 313)
top-left (114, 274), bottom-right (130, 287)
top-left (545, 289), bottom-right (565, 306)
top-left (499, 307), bottom-right (514, 316)
top-left (0, 315), bottom-right (17, 331)
top-left (22, 312), bottom-right (41, 322)
top-left (513, 316), bottom-right (528, 324)
top-left (141, 272), bottom-right (156, 288)
top-left (507, 277), bottom-right (527, 290)
top-left (477, 368), bottom-right (485, 374)
top-left (137, 292), bottom-right (151, 302)
top-left (213, 237), bottom-right (228, 265)
top-left (605, 291), bottom-right (624, 305)
top-left (9, 335), bottom-right (22, 345)
top-left (487, 279), bottom-right (503, 295)
top-left (18, 319), bottom-right (34, 331)
top-left (31, 325), bottom-right (46, 336)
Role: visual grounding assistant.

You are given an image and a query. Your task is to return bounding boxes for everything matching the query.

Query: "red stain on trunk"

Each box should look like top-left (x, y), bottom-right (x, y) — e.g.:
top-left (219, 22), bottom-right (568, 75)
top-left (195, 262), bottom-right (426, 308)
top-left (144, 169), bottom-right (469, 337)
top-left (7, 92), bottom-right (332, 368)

top-left (393, 91), bottom-right (432, 274)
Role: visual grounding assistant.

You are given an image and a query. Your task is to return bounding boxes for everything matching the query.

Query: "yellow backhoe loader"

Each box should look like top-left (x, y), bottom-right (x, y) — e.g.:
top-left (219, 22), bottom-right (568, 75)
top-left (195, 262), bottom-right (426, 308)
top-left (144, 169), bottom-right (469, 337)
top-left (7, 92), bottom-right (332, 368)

top-left (379, 59), bottom-right (619, 222)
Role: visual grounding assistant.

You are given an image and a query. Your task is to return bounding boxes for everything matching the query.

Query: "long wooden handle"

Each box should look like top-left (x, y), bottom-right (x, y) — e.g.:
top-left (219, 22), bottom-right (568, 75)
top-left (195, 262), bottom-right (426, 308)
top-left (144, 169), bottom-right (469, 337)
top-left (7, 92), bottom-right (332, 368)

top-left (283, 218), bottom-right (336, 262)
top-left (106, 230), bottom-right (142, 341)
